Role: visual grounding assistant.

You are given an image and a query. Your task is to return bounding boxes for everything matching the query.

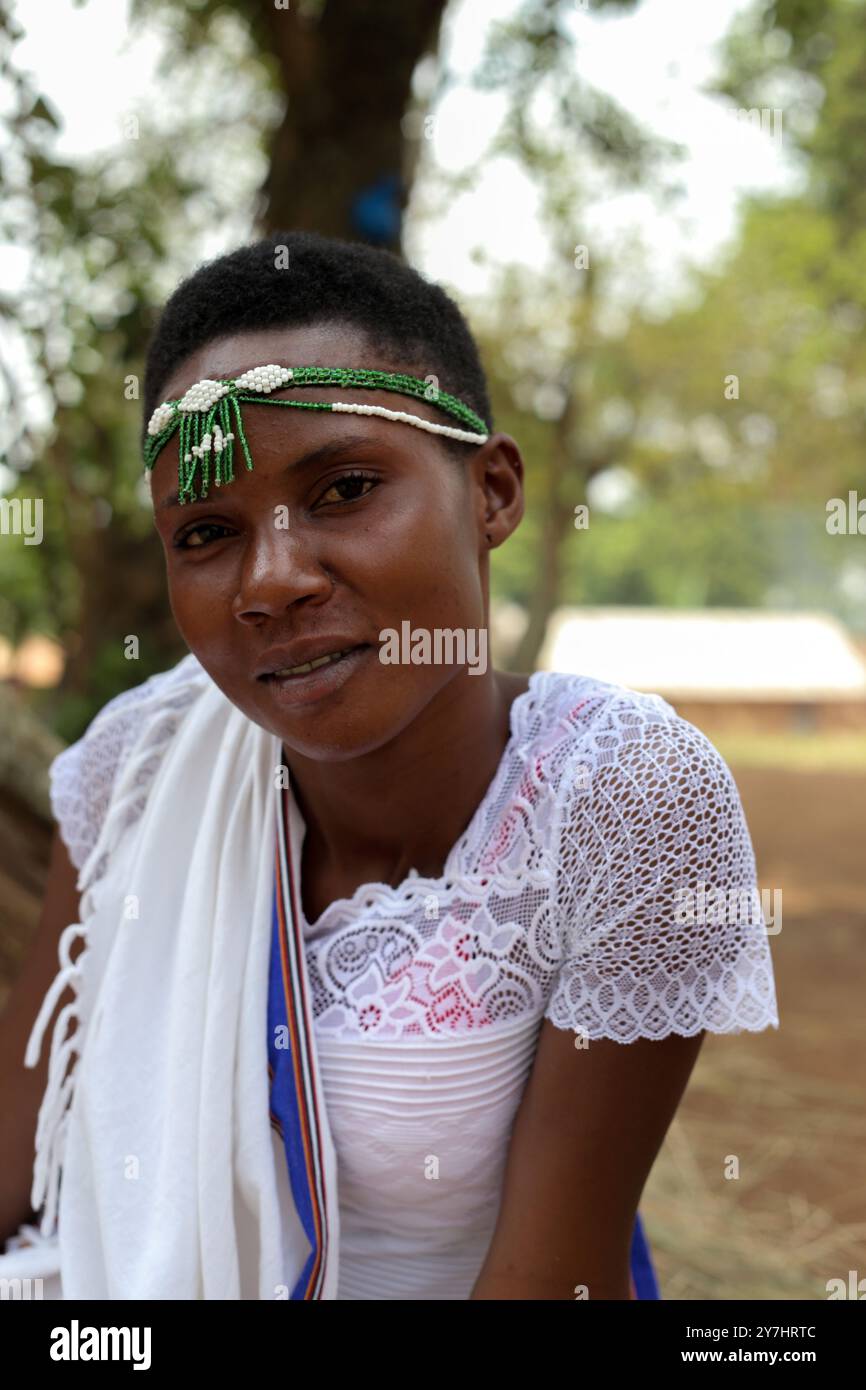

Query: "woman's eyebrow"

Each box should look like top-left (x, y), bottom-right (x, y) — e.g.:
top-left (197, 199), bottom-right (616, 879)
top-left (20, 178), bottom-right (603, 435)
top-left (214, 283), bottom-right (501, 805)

top-left (155, 430), bottom-right (383, 511)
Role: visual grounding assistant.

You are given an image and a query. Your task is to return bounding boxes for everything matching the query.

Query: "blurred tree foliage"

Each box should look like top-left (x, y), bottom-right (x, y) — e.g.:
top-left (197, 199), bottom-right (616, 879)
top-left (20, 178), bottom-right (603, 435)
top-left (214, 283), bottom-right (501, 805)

top-left (1, 0), bottom-right (864, 748)
top-left (464, 0), bottom-right (866, 663)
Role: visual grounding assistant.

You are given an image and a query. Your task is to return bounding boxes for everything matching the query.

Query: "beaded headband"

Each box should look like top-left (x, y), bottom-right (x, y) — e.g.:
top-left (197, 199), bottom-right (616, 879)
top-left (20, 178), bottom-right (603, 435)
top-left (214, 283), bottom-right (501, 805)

top-left (143, 364), bottom-right (490, 505)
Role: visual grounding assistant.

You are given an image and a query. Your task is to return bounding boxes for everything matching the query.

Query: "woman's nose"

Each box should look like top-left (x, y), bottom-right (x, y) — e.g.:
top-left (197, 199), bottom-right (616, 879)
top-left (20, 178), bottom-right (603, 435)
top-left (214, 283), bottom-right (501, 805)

top-left (231, 522), bottom-right (334, 621)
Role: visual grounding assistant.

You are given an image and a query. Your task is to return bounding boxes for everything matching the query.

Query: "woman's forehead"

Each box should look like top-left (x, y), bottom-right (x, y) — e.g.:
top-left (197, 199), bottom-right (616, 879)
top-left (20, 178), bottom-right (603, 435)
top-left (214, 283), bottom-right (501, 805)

top-left (158, 322), bottom-right (381, 403)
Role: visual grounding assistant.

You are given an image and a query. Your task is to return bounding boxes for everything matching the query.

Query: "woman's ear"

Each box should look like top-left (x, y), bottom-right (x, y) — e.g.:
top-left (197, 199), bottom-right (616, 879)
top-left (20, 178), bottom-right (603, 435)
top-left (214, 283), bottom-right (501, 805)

top-left (474, 434), bottom-right (525, 549)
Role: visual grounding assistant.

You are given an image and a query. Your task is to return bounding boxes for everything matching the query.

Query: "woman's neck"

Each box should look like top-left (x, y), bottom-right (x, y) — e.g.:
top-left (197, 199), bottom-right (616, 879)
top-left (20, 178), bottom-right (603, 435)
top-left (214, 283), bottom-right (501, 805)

top-left (285, 667), bottom-right (531, 896)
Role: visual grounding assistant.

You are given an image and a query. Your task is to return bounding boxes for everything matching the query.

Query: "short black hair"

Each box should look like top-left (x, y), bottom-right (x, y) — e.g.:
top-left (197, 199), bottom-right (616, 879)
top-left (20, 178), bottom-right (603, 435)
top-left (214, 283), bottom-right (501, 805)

top-left (140, 230), bottom-right (493, 462)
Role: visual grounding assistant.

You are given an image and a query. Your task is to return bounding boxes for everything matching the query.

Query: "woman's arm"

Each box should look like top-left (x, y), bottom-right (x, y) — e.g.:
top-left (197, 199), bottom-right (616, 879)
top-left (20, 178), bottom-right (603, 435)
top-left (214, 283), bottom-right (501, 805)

top-left (470, 694), bottom-right (777, 1300)
top-left (470, 1019), bottom-right (705, 1299)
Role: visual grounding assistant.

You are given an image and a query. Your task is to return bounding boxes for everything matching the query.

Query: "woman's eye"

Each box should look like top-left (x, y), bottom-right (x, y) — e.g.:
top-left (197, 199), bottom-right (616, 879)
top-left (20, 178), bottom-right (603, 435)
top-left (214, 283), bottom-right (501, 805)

top-left (316, 470), bottom-right (380, 507)
top-left (172, 471), bottom-right (378, 548)
top-left (174, 522), bottom-right (233, 550)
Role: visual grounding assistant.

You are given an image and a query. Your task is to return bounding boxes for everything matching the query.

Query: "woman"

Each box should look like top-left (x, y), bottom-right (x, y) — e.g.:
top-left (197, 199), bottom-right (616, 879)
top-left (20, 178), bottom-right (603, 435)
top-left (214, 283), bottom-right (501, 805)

top-left (0, 230), bottom-right (779, 1300)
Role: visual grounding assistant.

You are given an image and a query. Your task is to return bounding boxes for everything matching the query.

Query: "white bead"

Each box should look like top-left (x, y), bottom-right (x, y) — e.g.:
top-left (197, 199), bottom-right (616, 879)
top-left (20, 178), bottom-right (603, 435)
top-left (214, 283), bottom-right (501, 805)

top-left (329, 401), bottom-right (487, 444)
top-left (147, 402), bottom-right (175, 436)
top-left (233, 364), bottom-right (294, 392)
top-left (178, 378), bottom-right (230, 413)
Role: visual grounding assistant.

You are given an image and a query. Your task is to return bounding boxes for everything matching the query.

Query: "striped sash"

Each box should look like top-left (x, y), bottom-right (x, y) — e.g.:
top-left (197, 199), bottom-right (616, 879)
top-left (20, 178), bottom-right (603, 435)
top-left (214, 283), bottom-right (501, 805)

top-left (267, 780), bottom-right (339, 1299)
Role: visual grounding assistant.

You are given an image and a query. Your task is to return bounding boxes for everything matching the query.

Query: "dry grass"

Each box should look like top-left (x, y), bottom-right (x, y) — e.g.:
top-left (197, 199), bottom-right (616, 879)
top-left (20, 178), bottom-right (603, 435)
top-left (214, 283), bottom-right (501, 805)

top-left (643, 1042), bottom-right (866, 1300)
top-left (711, 732), bottom-right (866, 772)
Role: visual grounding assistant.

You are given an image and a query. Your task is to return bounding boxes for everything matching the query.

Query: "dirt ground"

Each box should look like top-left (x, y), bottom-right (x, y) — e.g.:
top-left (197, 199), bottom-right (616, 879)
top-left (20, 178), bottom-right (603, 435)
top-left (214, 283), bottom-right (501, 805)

top-left (644, 765), bottom-right (866, 1300)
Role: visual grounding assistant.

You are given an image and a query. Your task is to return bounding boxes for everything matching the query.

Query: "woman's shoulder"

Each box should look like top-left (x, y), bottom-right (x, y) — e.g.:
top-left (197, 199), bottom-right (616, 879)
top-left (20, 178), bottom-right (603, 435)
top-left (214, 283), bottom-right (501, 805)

top-left (530, 672), bottom-right (778, 1041)
top-left (522, 667), bottom-right (744, 847)
top-left (527, 666), bottom-right (679, 727)
top-left (532, 669), bottom-right (756, 911)
top-left (519, 666), bottom-right (700, 783)
top-left (48, 652), bottom-right (209, 873)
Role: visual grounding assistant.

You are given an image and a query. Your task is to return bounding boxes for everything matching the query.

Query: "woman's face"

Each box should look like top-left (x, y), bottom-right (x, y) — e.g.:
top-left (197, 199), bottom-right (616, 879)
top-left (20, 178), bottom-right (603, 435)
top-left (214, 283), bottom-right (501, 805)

top-left (149, 322), bottom-right (524, 759)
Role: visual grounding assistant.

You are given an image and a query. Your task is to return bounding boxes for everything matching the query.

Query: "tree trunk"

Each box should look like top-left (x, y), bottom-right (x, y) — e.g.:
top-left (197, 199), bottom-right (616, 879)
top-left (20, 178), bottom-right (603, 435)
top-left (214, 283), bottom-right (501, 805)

top-left (256, 0), bottom-right (449, 248)
top-left (511, 386), bottom-right (581, 674)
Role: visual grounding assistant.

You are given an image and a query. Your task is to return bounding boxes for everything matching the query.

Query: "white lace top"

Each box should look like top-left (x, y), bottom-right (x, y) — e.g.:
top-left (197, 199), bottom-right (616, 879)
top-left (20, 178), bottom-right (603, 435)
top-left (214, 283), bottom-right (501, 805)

top-left (48, 655), bottom-right (779, 1299)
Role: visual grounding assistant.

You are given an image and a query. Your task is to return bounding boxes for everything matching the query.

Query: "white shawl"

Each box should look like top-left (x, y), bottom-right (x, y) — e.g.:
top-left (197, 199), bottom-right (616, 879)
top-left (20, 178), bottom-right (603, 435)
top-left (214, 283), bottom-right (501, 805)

top-left (1, 658), bottom-right (340, 1298)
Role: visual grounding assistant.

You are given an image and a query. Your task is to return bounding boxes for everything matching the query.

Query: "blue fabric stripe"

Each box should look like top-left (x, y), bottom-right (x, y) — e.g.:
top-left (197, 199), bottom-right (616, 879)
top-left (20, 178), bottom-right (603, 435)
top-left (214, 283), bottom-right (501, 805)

top-left (630, 1210), bottom-right (661, 1299)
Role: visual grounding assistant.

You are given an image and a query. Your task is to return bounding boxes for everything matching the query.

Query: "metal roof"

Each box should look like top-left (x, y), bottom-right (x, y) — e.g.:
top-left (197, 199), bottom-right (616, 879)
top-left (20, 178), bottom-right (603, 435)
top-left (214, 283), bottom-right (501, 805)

top-left (529, 607), bottom-right (866, 700)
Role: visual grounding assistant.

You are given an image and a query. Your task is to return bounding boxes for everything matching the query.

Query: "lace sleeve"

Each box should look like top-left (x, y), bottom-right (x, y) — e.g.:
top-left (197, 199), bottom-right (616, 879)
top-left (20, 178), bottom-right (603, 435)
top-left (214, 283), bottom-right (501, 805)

top-left (48, 655), bottom-right (203, 874)
top-left (544, 691), bottom-right (780, 1043)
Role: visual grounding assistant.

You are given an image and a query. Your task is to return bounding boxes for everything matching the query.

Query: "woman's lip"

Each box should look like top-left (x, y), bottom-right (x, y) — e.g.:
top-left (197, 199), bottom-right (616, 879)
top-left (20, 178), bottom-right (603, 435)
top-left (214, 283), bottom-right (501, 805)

top-left (262, 643), bottom-right (367, 679)
top-left (259, 643), bottom-right (371, 706)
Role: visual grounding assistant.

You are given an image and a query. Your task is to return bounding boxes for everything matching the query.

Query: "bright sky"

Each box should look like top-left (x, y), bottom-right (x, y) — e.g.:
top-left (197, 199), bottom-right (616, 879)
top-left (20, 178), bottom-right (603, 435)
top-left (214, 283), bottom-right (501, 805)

top-left (412, 0), bottom-right (800, 302)
top-left (1, 0), bottom-right (800, 309)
